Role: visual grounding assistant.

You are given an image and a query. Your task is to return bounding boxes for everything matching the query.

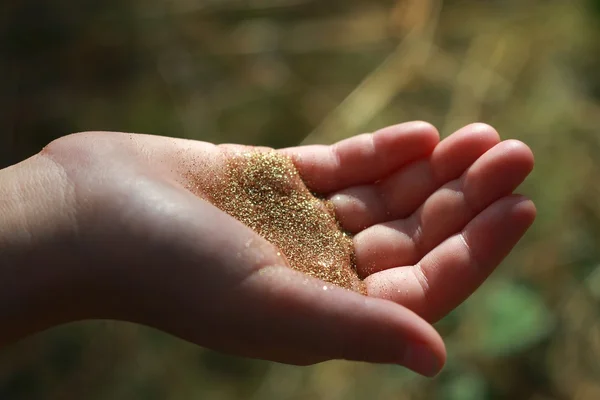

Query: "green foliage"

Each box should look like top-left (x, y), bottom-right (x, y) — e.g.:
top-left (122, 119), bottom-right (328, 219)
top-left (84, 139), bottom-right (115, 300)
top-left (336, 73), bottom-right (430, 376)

top-left (439, 370), bottom-right (489, 400)
top-left (466, 281), bottom-right (555, 357)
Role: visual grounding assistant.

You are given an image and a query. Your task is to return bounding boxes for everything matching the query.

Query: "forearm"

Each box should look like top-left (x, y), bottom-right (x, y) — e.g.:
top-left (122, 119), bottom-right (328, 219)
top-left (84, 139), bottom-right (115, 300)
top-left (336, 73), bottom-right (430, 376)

top-left (0, 154), bottom-right (90, 345)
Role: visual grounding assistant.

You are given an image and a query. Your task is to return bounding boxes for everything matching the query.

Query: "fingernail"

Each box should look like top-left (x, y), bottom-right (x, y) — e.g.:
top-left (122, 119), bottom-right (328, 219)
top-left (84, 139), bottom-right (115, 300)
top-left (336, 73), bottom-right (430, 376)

top-left (401, 343), bottom-right (441, 377)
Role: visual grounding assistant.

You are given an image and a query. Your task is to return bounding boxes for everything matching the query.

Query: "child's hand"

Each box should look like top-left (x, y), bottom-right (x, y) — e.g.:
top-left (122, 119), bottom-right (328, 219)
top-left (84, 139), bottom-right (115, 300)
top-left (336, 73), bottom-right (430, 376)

top-left (0, 122), bottom-right (534, 378)
top-left (288, 122), bottom-right (535, 323)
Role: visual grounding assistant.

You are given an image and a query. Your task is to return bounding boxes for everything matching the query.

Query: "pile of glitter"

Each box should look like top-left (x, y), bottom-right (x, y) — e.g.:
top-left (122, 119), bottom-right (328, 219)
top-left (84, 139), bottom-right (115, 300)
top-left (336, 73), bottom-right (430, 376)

top-left (195, 150), bottom-right (365, 294)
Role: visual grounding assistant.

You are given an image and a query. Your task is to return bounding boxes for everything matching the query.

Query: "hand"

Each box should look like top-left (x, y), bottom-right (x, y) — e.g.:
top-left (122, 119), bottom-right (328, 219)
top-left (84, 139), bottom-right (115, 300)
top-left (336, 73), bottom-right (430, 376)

top-left (0, 122), bottom-right (534, 378)
top-left (286, 122), bottom-right (535, 322)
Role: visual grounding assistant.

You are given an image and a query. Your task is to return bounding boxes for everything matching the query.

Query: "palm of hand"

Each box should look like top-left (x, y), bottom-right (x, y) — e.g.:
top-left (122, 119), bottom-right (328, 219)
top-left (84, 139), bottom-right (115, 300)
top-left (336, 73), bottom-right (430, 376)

top-left (47, 122), bottom-right (534, 377)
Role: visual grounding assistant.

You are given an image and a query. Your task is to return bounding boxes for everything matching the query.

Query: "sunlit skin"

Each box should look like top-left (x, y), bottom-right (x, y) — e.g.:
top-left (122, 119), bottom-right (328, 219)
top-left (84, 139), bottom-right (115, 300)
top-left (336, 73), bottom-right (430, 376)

top-left (0, 121), bottom-right (535, 377)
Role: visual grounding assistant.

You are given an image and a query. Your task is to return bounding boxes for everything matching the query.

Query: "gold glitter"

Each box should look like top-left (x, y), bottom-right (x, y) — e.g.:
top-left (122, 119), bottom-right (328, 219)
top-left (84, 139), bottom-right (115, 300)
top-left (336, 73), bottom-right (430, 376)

top-left (185, 149), bottom-right (365, 294)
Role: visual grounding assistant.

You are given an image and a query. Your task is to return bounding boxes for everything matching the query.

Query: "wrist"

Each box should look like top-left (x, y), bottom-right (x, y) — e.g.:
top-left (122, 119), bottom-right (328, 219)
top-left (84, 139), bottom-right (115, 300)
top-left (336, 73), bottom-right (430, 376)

top-left (0, 153), bottom-right (92, 345)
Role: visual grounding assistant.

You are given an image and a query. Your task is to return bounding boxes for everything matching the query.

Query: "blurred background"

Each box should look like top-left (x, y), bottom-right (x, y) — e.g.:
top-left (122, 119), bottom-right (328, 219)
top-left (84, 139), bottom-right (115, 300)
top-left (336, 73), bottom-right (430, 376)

top-left (1, 0), bottom-right (600, 398)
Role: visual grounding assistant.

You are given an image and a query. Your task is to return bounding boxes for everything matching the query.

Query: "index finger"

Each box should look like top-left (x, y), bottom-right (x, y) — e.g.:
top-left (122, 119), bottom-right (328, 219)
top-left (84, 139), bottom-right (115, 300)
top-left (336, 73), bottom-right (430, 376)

top-left (280, 121), bottom-right (439, 193)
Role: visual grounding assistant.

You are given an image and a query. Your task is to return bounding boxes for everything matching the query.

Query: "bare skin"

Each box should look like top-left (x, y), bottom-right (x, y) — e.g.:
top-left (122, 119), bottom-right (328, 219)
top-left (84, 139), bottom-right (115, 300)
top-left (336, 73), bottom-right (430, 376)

top-left (0, 121), bottom-right (535, 377)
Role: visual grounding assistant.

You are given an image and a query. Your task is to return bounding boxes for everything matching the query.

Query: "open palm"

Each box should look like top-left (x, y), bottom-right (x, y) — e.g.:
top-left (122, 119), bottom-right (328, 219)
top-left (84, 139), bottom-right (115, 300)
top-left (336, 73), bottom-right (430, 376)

top-left (39, 121), bottom-right (534, 378)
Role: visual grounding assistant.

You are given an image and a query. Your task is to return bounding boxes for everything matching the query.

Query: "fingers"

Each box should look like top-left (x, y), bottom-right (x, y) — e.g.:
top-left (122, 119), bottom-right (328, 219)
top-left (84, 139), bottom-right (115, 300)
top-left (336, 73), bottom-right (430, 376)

top-left (416, 140), bottom-right (534, 253)
top-left (331, 123), bottom-right (500, 233)
top-left (354, 139), bottom-right (534, 276)
top-left (365, 195), bottom-right (536, 322)
top-left (235, 267), bottom-right (446, 376)
top-left (282, 121), bottom-right (439, 194)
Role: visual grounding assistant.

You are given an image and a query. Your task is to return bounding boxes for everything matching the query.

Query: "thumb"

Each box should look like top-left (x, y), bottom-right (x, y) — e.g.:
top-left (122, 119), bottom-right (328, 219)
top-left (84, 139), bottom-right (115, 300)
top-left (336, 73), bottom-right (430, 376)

top-left (235, 266), bottom-right (446, 377)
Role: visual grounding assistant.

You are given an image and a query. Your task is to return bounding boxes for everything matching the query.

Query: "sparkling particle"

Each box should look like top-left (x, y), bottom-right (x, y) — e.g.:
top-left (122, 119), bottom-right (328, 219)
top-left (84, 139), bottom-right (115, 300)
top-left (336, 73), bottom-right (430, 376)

top-left (185, 149), bottom-right (365, 294)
